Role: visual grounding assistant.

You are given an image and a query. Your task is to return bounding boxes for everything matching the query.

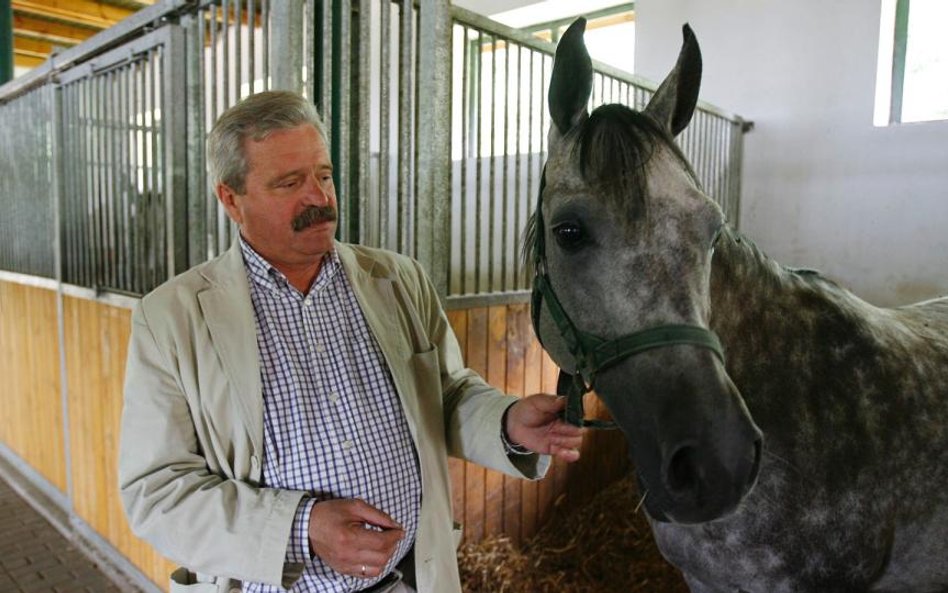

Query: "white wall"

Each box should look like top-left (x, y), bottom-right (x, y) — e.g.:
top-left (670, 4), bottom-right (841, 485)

top-left (635, 0), bottom-right (948, 306)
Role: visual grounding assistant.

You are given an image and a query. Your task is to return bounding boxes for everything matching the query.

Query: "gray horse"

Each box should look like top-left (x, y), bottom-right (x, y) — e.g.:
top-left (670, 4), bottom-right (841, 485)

top-left (529, 18), bottom-right (948, 593)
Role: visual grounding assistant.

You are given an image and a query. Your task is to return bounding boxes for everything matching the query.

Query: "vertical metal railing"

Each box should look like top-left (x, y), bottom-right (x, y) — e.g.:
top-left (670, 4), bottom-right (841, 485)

top-left (0, 85), bottom-right (55, 278)
top-left (0, 0), bottom-right (745, 303)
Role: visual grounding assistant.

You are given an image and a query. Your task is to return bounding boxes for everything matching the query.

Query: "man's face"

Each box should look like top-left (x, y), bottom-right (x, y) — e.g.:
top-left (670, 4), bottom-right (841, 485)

top-left (217, 124), bottom-right (337, 270)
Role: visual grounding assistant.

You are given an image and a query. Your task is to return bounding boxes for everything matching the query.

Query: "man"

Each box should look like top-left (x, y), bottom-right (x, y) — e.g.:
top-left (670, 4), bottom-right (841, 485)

top-left (119, 91), bottom-right (582, 593)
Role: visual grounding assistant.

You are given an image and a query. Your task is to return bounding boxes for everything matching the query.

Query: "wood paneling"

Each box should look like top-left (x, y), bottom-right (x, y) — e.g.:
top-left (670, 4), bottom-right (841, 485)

top-left (0, 281), bottom-right (66, 492)
top-left (3, 286), bottom-right (628, 591)
top-left (447, 303), bottom-right (630, 546)
top-left (62, 296), bottom-right (175, 591)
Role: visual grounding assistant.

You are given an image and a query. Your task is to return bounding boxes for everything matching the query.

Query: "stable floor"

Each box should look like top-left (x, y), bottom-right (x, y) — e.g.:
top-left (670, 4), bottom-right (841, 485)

top-left (0, 476), bottom-right (132, 593)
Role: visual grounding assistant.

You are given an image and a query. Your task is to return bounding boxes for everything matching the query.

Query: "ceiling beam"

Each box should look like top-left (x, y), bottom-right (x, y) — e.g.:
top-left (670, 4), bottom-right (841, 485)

top-left (14, 12), bottom-right (95, 44)
top-left (14, 51), bottom-right (46, 68)
top-left (12, 0), bottom-right (135, 31)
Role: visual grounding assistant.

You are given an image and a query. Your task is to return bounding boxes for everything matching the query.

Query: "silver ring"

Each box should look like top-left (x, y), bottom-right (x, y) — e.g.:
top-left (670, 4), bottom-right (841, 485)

top-left (360, 565), bottom-right (366, 577)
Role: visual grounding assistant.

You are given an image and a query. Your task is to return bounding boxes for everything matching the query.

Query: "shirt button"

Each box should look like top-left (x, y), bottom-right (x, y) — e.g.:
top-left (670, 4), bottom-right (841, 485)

top-left (303, 298), bottom-right (313, 307)
top-left (315, 342), bottom-right (326, 353)
top-left (329, 392), bottom-right (340, 403)
top-left (342, 439), bottom-right (354, 450)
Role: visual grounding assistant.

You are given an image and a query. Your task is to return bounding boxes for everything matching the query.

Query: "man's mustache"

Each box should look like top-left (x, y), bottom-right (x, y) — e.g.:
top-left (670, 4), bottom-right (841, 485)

top-left (292, 205), bottom-right (337, 232)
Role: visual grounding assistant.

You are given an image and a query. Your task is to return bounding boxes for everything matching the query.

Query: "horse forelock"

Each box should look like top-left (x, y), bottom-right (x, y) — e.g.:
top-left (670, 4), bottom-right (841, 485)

top-left (520, 103), bottom-right (701, 278)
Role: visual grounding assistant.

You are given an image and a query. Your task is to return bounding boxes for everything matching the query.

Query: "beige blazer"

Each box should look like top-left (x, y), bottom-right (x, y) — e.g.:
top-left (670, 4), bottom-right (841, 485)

top-left (119, 241), bottom-right (549, 593)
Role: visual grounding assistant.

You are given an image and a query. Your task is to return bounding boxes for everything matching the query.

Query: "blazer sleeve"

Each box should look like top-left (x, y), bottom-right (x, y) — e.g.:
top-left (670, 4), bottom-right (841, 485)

top-left (118, 302), bottom-right (306, 588)
top-left (401, 259), bottom-right (551, 480)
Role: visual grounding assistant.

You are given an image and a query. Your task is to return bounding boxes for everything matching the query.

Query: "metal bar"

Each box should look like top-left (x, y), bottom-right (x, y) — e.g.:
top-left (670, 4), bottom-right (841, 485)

top-left (473, 31), bottom-right (483, 293)
top-left (379, 0), bottom-right (390, 249)
top-left (165, 25), bottom-right (188, 276)
top-left (513, 42), bottom-right (522, 289)
top-left (416, 0), bottom-right (451, 296)
top-left (248, 0), bottom-right (255, 93)
top-left (149, 50), bottom-right (162, 286)
top-left (222, 0), bottom-right (231, 104)
top-left (183, 12), bottom-right (206, 266)
top-left (107, 69), bottom-right (119, 290)
top-left (119, 63), bottom-right (131, 290)
top-left (487, 35), bottom-right (496, 292)
top-left (318, 0), bottom-right (331, 135)
top-left (890, 0), bottom-right (910, 124)
top-left (1, 0), bottom-right (13, 84)
top-left (262, 0), bottom-right (269, 91)
top-left (335, 0), bottom-right (351, 241)
top-left (270, 0), bottom-right (304, 93)
top-left (459, 24), bottom-right (468, 294)
top-left (396, 0), bottom-right (412, 254)
top-left (500, 36), bottom-right (510, 291)
top-left (353, 0), bottom-right (370, 244)
top-left (235, 0), bottom-right (242, 99)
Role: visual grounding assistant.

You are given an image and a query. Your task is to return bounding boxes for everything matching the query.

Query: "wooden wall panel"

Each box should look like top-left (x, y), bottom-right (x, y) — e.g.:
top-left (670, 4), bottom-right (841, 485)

top-left (0, 281), bottom-right (67, 492)
top-left (447, 303), bottom-right (630, 547)
top-left (62, 297), bottom-right (175, 592)
top-left (3, 283), bottom-right (628, 593)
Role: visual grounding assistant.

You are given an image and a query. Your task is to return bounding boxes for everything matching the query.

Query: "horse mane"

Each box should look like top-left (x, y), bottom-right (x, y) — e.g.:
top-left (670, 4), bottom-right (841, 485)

top-left (521, 102), bottom-right (700, 277)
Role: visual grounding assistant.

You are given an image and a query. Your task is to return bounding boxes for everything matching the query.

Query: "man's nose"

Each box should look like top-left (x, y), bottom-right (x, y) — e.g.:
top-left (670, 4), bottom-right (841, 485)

top-left (302, 175), bottom-right (332, 205)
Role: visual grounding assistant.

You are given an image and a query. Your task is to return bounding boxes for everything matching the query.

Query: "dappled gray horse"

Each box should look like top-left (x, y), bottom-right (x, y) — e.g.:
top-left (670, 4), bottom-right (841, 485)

top-left (529, 18), bottom-right (948, 593)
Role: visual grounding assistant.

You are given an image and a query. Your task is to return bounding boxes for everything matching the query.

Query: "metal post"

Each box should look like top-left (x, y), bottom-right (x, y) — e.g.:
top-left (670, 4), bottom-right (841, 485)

top-left (270, 0), bottom-right (304, 92)
top-left (0, 0), bottom-right (12, 84)
top-left (417, 0), bottom-right (452, 299)
top-left (164, 25), bottom-right (188, 275)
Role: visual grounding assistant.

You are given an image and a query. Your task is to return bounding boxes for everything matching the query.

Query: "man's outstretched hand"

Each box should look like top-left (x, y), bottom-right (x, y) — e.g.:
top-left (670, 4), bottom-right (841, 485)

top-left (505, 394), bottom-right (584, 462)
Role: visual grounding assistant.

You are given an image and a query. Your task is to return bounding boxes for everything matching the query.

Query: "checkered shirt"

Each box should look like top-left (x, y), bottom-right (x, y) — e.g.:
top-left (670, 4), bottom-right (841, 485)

top-left (239, 238), bottom-right (421, 593)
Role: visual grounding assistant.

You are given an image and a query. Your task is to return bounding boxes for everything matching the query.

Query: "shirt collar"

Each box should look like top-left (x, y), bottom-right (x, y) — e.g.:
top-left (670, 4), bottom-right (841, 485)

top-left (239, 235), bottom-right (341, 296)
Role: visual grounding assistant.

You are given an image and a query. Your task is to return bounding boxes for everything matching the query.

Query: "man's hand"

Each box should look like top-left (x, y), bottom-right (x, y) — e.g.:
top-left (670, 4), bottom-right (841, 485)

top-left (505, 394), bottom-right (584, 462)
top-left (308, 499), bottom-right (404, 579)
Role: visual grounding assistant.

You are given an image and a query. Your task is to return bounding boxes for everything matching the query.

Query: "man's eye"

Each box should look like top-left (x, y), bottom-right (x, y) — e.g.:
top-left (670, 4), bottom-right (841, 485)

top-left (552, 222), bottom-right (586, 251)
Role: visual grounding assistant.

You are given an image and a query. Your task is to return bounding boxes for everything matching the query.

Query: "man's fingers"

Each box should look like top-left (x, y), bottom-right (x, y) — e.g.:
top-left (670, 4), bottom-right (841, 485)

top-left (551, 444), bottom-right (581, 462)
top-left (350, 499), bottom-right (403, 531)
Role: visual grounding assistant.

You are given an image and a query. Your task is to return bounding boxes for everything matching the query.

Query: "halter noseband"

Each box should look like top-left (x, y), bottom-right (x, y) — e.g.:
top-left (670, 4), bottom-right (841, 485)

top-left (530, 167), bottom-right (725, 429)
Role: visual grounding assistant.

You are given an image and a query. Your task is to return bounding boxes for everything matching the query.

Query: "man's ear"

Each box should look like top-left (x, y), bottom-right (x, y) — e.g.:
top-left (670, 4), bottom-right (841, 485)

top-left (216, 183), bottom-right (244, 225)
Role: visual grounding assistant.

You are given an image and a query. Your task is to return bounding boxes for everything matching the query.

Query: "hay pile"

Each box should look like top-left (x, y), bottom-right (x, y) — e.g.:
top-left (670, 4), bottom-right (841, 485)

top-left (458, 476), bottom-right (689, 593)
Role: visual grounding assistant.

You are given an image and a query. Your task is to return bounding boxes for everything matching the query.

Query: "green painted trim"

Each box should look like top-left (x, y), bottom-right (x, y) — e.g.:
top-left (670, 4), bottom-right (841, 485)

top-left (890, 0), bottom-right (910, 124)
top-left (1, 0), bottom-right (12, 84)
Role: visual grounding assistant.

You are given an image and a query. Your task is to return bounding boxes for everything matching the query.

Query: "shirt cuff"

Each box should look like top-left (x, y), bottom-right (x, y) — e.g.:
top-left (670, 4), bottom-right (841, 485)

top-left (500, 402), bottom-right (533, 456)
top-left (287, 497), bottom-right (317, 564)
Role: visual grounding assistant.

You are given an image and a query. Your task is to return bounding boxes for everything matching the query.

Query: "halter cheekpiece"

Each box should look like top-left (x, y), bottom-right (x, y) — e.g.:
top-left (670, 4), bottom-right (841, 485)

top-left (530, 166), bottom-right (726, 428)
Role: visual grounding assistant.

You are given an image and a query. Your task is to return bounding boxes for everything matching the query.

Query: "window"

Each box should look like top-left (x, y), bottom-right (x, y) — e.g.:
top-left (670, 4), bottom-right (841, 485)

top-left (875, 0), bottom-right (948, 125)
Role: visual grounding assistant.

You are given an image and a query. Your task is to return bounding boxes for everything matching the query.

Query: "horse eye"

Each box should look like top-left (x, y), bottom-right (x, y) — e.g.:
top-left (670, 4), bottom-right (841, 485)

top-left (552, 222), bottom-right (586, 251)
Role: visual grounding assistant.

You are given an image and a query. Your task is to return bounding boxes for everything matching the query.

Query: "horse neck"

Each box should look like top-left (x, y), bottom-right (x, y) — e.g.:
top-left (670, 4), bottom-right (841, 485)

top-left (706, 227), bottom-right (884, 427)
top-left (708, 227), bottom-right (792, 338)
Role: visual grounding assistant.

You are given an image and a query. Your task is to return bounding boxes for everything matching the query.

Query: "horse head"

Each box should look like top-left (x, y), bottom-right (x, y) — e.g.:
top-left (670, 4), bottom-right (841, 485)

top-left (531, 18), bottom-right (762, 524)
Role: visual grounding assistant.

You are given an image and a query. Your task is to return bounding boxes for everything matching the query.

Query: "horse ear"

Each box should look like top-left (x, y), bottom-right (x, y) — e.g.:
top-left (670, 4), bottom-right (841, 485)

top-left (549, 18), bottom-right (592, 136)
top-left (643, 24), bottom-right (702, 137)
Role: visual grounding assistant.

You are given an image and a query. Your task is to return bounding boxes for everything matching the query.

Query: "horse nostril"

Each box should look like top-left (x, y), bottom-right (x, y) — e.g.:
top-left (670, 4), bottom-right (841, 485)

top-left (666, 444), bottom-right (701, 497)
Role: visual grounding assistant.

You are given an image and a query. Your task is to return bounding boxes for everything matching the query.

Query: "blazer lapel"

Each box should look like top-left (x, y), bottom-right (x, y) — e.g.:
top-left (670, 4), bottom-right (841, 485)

top-left (197, 243), bottom-right (264, 457)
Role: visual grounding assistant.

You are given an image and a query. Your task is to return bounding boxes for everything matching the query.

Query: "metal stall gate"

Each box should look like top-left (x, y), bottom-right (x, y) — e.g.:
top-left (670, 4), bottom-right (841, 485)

top-left (0, 1), bottom-right (747, 305)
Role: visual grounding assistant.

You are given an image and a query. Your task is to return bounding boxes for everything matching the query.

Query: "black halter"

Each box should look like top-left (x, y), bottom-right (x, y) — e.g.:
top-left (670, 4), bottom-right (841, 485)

top-left (530, 167), bottom-right (726, 428)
